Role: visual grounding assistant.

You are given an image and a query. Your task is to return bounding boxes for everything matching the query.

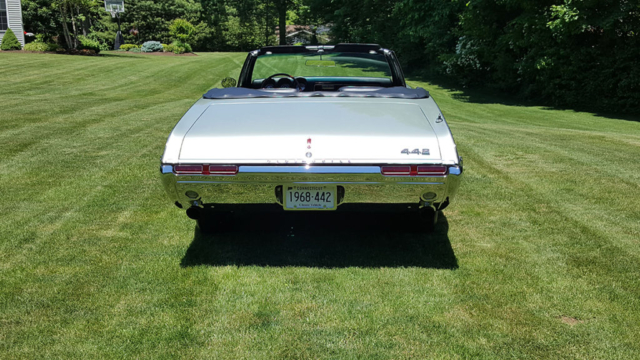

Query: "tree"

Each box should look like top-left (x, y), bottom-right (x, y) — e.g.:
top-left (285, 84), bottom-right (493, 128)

top-left (309, 0), bottom-right (639, 112)
top-left (53, 0), bottom-right (103, 49)
top-left (107, 0), bottom-right (206, 45)
top-left (21, 0), bottom-right (60, 40)
top-left (169, 18), bottom-right (196, 44)
top-left (274, 0), bottom-right (292, 45)
top-left (445, 0), bottom-right (640, 111)
top-left (1, 28), bottom-right (22, 50)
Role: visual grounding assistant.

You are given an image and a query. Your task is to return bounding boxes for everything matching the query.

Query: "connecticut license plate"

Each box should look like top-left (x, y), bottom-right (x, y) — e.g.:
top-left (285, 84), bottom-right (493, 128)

top-left (284, 185), bottom-right (337, 211)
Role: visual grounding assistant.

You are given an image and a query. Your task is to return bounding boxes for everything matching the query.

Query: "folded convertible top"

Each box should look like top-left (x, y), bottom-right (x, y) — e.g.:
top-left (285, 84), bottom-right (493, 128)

top-left (203, 86), bottom-right (429, 100)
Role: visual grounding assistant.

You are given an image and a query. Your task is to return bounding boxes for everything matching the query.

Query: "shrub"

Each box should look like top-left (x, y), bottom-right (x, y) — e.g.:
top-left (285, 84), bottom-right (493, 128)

top-left (78, 36), bottom-right (101, 54)
top-left (84, 33), bottom-right (109, 52)
top-left (119, 44), bottom-right (139, 51)
top-left (1, 28), bottom-right (22, 50)
top-left (24, 42), bottom-right (45, 51)
top-left (141, 41), bottom-right (163, 52)
top-left (24, 41), bottom-right (57, 52)
top-left (169, 19), bottom-right (195, 44)
top-left (171, 40), bottom-right (192, 54)
top-left (162, 43), bottom-right (175, 53)
top-left (128, 47), bottom-right (141, 53)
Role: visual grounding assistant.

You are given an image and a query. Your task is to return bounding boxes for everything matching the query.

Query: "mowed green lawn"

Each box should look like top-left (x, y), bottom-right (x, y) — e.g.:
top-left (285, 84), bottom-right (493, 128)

top-left (1, 51), bottom-right (639, 359)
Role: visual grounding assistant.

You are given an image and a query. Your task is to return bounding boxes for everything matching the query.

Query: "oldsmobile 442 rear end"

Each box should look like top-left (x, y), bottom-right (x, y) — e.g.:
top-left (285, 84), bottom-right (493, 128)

top-left (160, 44), bottom-right (463, 232)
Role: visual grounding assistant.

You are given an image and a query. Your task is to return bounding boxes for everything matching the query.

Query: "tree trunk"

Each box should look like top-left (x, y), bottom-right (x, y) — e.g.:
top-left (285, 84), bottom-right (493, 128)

top-left (59, 3), bottom-right (73, 49)
top-left (278, 0), bottom-right (286, 45)
top-left (264, 0), bottom-right (270, 46)
top-left (70, 7), bottom-right (78, 48)
top-left (80, 6), bottom-right (88, 37)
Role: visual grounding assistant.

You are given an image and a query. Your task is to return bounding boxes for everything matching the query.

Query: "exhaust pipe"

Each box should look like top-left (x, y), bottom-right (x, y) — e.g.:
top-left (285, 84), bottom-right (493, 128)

top-left (186, 206), bottom-right (202, 220)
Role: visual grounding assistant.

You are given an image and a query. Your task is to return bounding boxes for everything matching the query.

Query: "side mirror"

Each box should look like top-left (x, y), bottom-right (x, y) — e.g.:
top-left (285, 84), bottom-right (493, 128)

top-left (221, 77), bottom-right (237, 88)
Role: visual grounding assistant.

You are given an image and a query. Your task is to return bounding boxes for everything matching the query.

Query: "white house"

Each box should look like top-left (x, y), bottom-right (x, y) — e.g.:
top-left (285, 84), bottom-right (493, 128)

top-left (0, 0), bottom-right (25, 47)
top-left (275, 25), bottom-right (332, 45)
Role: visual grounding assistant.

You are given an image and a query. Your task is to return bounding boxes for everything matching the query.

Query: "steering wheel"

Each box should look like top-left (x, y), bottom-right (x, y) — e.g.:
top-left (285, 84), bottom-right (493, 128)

top-left (262, 73), bottom-right (299, 90)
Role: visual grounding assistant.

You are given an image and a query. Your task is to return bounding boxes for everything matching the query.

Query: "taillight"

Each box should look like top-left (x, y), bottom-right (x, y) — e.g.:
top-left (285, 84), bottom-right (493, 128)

top-left (174, 165), bottom-right (204, 174)
top-left (208, 165), bottom-right (238, 175)
top-left (173, 165), bottom-right (238, 175)
top-left (416, 166), bottom-right (447, 176)
top-left (381, 166), bottom-right (412, 176)
top-left (381, 165), bottom-right (447, 176)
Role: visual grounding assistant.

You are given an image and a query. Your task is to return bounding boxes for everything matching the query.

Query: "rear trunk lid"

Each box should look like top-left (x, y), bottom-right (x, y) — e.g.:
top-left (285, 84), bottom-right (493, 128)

top-left (179, 100), bottom-right (441, 164)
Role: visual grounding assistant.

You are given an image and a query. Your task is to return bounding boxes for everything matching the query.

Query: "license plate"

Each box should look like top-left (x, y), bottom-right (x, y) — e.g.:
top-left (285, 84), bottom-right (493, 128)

top-left (284, 185), bottom-right (337, 211)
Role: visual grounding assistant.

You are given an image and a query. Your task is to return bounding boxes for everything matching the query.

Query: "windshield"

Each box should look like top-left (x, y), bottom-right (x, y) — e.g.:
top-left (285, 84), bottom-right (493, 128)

top-left (251, 52), bottom-right (392, 81)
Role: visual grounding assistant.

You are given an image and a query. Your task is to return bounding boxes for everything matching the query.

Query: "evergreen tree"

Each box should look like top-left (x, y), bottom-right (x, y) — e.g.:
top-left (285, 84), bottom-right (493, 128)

top-left (1, 28), bottom-right (22, 50)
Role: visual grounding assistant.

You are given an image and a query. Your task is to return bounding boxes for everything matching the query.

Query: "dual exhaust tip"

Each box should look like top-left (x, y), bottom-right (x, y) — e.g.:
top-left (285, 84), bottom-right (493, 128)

top-left (185, 191), bottom-right (202, 219)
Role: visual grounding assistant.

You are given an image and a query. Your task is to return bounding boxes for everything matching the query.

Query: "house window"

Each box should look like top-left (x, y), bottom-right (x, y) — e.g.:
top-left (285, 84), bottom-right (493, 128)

top-left (0, 0), bottom-right (8, 31)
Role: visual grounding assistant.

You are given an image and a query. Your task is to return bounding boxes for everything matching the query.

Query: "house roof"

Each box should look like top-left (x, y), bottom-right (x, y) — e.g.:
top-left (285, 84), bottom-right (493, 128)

top-left (275, 25), bottom-right (331, 37)
top-left (275, 25), bottom-right (311, 37)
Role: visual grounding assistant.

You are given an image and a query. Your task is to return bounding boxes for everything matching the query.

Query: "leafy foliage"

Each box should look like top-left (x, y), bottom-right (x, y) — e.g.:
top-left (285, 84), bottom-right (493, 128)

top-left (119, 44), bottom-right (140, 51)
top-left (18, 0), bottom-right (639, 112)
top-left (162, 43), bottom-right (175, 53)
top-left (23, 0), bottom-right (284, 52)
top-left (24, 41), bottom-right (59, 52)
top-left (24, 42), bottom-right (47, 52)
top-left (78, 35), bottom-right (102, 53)
top-left (172, 45), bottom-right (186, 54)
top-left (171, 40), bottom-right (192, 54)
top-left (21, 0), bottom-right (60, 39)
top-left (445, 0), bottom-right (640, 112)
top-left (1, 29), bottom-right (22, 50)
top-left (169, 19), bottom-right (196, 43)
top-left (312, 0), bottom-right (640, 113)
top-left (107, 0), bottom-right (205, 46)
top-left (141, 41), bottom-right (163, 52)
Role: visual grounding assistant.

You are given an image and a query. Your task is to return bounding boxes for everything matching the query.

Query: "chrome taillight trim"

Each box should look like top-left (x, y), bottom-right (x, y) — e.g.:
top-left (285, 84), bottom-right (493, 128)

top-left (163, 164), bottom-right (458, 176)
top-left (239, 165), bottom-right (381, 174)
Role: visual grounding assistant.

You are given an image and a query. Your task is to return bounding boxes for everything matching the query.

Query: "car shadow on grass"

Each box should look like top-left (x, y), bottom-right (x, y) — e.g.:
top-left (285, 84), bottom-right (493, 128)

top-left (180, 209), bottom-right (457, 269)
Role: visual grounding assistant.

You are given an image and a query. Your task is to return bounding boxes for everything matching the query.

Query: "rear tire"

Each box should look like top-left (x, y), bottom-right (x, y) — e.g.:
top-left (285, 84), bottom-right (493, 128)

top-left (419, 207), bottom-right (439, 232)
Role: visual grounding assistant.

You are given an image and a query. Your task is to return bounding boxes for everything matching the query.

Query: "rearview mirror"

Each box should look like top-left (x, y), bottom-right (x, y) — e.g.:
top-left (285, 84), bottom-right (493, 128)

top-left (221, 77), bottom-right (237, 88)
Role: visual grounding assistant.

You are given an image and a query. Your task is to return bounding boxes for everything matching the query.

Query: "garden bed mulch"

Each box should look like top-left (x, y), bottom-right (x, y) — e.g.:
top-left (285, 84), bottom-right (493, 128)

top-left (18, 51), bottom-right (59, 54)
top-left (104, 51), bottom-right (198, 56)
top-left (2, 50), bottom-right (197, 57)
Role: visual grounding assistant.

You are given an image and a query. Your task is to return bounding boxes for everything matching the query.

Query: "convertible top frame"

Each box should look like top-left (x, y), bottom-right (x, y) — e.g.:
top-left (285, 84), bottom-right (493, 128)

top-left (237, 43), bottom-right (407, 88)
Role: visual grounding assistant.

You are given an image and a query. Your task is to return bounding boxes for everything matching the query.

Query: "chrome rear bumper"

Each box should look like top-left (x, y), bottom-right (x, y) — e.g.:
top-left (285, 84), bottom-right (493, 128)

top-left (161, 164), bottom-right (463, 210)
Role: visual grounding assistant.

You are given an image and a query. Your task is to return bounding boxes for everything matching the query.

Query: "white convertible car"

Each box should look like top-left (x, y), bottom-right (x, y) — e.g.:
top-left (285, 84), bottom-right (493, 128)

top-left (160, 44), bottom-right (463, 232)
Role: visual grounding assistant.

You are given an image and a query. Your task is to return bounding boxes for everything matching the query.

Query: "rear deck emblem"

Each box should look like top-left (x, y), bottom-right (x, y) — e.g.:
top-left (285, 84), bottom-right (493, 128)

top-left (401, 148), bottom-right (430, 155)
top-left (306, 152), bottom-right (312, 158)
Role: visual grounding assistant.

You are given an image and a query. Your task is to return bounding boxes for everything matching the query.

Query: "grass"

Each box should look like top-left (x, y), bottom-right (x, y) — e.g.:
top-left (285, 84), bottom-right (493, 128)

top-left (1, 51), bottom-right (639, 359)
